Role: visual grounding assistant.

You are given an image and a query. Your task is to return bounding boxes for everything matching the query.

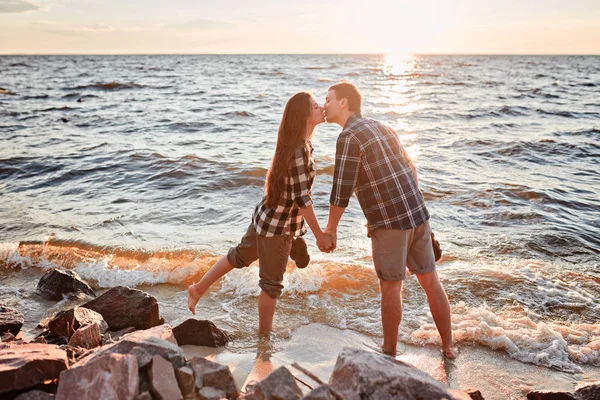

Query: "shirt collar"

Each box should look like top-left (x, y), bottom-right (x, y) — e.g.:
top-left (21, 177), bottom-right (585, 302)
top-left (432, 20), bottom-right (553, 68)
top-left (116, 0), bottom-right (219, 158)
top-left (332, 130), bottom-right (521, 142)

top-left (343, 113), bottom-right (362, 130)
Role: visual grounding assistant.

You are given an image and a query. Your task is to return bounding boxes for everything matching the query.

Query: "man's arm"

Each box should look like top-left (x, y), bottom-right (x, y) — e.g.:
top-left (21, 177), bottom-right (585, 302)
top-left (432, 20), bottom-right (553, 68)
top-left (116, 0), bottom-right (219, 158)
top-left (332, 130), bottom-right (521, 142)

top-left (324, 135), bottom-right (361, 251)
top-left (401, 145), bottom-right (419, 186)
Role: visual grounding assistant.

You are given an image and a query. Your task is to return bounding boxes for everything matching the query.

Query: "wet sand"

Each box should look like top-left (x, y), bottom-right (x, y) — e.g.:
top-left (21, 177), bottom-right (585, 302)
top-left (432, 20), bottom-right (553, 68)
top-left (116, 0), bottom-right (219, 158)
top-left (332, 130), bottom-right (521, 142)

top-left (182, 323), bottom-right (600, 400)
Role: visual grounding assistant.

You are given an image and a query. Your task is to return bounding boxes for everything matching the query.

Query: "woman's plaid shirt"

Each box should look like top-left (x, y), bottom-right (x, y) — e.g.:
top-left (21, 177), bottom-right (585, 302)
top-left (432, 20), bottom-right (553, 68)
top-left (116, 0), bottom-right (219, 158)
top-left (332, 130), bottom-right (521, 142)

top-left (330, 114), bottom-right (429, 235)
top-left (253, 143), bottom-right (315, 237)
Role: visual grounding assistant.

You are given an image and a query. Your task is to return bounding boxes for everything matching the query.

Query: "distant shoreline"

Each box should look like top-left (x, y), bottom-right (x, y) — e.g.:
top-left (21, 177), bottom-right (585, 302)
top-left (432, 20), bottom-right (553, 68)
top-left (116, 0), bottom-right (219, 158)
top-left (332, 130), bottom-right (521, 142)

top-left (1, 53), bottom-right (599, 57)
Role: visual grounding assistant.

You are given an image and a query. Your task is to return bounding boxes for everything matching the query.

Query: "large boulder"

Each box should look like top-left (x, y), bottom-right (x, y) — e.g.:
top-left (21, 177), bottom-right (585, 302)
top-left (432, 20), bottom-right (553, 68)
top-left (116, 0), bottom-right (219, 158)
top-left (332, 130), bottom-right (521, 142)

top-left (190, 357), bottom-right (238, 400)
top-left (0, 343), bottom-right (68, 394)
top-left (329, 348), bottom-right (458, 400)
top-left (149, 355), bottom-right (183, 400)
top-left (48, 307), bottom-right (108, 339)
top-left (248, 366), bottom-right (303, 400)
top-left (56, 353), bottom-right (139, 400)
top-left (82, 286), bottom-right (163, 331)
top-left (173, 319), bottom-right (229, 347)
top-left (37, 269), bottom-right (95, 300)
top-left (82, 334), bottom-right (185, 370)
top-left (0, 305), bottom-right (25, 336)
top-left (175, 366), bottom-right (196, 397)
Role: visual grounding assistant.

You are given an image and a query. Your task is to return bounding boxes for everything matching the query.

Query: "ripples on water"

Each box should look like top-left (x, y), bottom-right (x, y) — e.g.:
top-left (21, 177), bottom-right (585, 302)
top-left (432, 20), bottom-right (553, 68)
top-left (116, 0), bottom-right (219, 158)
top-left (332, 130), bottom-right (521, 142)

top-left (1, 55), bottom-right (599, 372)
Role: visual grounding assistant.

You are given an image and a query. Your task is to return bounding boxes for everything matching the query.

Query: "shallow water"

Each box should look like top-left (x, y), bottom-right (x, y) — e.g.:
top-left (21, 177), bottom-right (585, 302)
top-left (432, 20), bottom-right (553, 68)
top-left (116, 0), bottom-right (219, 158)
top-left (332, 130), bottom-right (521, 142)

top-left (1, 55), bottom-right (599, 377)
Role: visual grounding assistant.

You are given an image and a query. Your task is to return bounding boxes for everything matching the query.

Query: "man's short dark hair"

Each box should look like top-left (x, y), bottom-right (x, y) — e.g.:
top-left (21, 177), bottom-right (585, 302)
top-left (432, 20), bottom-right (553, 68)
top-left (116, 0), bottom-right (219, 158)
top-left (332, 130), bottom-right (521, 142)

top-left (329, 81), bottom-right (362, 114)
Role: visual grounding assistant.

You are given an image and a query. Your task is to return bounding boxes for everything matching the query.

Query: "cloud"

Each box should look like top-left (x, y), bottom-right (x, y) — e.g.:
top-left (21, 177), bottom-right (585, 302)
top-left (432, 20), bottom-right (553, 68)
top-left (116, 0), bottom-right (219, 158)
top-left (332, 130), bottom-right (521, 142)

top-left (32, 20), bottom-right (115, 34)
top-left (0, 0), bottom-right (41, 13)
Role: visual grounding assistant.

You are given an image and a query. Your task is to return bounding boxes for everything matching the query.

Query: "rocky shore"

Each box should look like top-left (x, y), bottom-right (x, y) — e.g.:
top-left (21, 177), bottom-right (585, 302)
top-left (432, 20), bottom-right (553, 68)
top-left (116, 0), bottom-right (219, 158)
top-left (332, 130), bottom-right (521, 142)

top-left (1, 269), bottom-right (598, 400)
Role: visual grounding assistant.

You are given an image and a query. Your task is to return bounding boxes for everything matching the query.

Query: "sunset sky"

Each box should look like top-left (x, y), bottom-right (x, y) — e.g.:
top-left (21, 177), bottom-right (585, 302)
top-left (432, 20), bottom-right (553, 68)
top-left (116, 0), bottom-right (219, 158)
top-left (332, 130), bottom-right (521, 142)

top-left (1, 0), bottom-right (599, 54)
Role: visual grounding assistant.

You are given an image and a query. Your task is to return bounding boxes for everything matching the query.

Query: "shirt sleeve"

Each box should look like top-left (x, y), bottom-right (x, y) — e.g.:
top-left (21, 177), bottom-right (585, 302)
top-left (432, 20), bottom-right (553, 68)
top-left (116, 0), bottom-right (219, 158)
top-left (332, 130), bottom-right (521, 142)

top-left (330, 134), bottom-right (361, 207)
top-left (290, 145), bottom-right (314, 208)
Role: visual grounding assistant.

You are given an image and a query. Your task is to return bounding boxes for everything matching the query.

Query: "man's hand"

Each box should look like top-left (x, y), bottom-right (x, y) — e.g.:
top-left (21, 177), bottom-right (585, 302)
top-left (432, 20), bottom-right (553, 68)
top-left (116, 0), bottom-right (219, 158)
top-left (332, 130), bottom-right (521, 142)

top-left (317, 231), bottom-right (336, 253)
top-left (318, 229), bottom-right (337, 253)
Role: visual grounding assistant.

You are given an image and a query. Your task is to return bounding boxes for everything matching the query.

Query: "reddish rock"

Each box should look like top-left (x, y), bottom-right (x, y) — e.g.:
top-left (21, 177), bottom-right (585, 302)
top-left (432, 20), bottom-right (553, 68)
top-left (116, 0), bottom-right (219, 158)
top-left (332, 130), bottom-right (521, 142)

top-left (48, 307), bottom-right (107, 339)
top-left (190, 357), bottom-right (238, 400)
top-left (81, 334), bottom-right (185, 370)
top-left (122, 324), bottom-right (176, 345)
top-left (149, 355), bottom-right (183, 400)
top-left (37, 269), bottom-right (95, 300)
top-left (175, 366), bottom-right (195, 397)
top-left (0, 305), bottom-right (25, 336)
top-left (329, 347), bottom-right (460, 400)
top-left (82, 286), bottom-right (163, 331)
top-left (56, 353), bottom-right (139, 400)
top-left (173, 319), bottom-right (229, 347)
top-left (0, 344), bottom-right (68, 394)
top-left (68, 322), bottom-right (102, 349)
top-left (104, 326), bottom-right (136, 343)
top-left (526, 392), bottom-right (576, 400)
top-left (248, 367), bottom-right (302, 400)
top-left (576, 382), bottom-right (600, 400)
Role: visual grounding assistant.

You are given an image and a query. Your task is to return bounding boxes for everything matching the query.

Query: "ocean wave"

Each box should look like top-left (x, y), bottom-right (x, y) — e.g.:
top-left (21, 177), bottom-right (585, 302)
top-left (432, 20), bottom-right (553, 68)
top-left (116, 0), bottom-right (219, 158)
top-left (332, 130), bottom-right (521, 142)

top-left (222, 111), bottom-right (255, 117)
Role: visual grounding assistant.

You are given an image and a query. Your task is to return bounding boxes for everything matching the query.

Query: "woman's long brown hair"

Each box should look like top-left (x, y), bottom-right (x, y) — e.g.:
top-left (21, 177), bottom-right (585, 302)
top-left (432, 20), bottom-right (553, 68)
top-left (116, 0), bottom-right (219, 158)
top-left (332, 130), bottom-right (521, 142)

top-left (264, 92), bottom-right (312, 207)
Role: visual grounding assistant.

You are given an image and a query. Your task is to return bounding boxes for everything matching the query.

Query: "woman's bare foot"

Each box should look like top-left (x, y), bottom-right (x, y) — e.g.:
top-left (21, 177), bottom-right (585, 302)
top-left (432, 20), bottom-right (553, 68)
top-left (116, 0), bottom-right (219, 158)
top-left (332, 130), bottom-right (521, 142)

top-left (442, 346), bottom-right (459, 359)
top-left (187, 284), bottom-right (205, 315)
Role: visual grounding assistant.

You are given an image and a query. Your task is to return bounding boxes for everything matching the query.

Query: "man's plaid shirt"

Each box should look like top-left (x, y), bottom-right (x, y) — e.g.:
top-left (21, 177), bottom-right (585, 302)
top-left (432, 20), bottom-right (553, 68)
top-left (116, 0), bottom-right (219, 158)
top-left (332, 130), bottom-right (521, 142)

top-left (330, 114), bottom-right (429, 234)
top-left (253, 143), bottom-right (315, 237)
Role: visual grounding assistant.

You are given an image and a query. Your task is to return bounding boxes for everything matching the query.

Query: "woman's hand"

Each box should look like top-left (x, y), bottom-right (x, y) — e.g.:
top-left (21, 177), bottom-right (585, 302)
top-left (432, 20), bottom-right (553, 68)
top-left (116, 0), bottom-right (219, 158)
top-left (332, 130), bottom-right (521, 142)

top-left (317, 231), bottom-right (336, 252)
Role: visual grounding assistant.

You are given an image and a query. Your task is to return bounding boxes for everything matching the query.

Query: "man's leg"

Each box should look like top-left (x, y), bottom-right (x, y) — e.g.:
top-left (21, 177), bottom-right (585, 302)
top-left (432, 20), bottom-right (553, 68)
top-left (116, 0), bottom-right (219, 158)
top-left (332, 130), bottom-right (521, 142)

top-left (187, 256), bottom-right (234, 314)
top-left (379, 278), bottom-right (403, 356)
top-left (414, 270), bottom-right (457, 358)
top-left (258, 289), bottom-right (277, 335)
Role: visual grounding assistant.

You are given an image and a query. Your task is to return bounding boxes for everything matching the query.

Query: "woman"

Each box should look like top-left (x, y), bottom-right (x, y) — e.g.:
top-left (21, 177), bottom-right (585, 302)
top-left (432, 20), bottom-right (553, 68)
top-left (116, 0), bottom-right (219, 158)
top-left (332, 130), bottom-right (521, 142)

top-left (187, 92), bottom-right (332, 334)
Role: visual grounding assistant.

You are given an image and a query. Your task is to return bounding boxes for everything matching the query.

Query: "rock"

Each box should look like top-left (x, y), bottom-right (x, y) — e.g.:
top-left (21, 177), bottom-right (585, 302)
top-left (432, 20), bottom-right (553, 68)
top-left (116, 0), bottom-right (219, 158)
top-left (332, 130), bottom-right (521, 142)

top-left (190, 357), bottom-right (238, 400)
top-left (37, 269), bottom-right (95, 301)
top-left (81, 334), bottom-right (185, 370)
top-left (82, 286), bottom-right (163, 331)
top-left (175, 366), bottom-right (196, 397)
top-left (123, 324), bottom-right (177, 345)
top-left (0, 343), bottom-right (68, 394)
top-left (300, 385), bottom-right (337, 400)
top-left (49, 307), bottom-right (107, 339)
top-left (68, 322), bottom-right (102, 349)
top-left (526, 392), bottom-right (576, 400)
top-left (0, 305), bottom-right (25, 336)
top-left (329, 347), bottom-right (458, 400)
top-left (464, 388), bottom-right (485, 400)
top-left (104, 326), bottom-right (136, 343)
top-left (14, 390), bottom-right (55, 400)
top-left (149, 355), bottom-right (183, 400)
top-left (136, 392), bottom-right (154, 400)
top-left (576, 382), bottom-right (600, 400)
top-left (56, 353), bottom-right (139, 400)
top-left (172, 319), bottom-right (229, 347)
top-left (198, 386), bottom-right (226, 400)
top-left (1, 332), bottom-right (16, 342)
top-left (249, 366), bottom-right (302, 400)
top-left (131, 346), bottom-right (154, 368)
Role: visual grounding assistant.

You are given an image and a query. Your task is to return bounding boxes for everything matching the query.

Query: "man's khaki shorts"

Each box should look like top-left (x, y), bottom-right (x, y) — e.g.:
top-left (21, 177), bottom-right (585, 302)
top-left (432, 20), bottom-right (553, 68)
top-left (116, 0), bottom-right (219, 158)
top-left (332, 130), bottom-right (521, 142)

top-left (371, 220), bottom-right (436, 281)
top-left (227, 223), bottom-right (292, 299)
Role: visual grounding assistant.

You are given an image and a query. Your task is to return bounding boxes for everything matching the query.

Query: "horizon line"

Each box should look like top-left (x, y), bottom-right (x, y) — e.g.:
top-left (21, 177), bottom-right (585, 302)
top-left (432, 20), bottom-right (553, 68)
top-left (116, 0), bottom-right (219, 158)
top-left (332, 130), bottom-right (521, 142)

top-left (1, 52), bottom-right (599, 57)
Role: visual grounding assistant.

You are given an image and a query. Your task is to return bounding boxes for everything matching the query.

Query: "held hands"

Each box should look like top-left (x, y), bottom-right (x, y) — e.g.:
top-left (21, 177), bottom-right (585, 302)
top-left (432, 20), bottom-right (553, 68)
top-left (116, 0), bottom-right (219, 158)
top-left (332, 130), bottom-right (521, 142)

top-left (317, 229), bottom-right (337, 253)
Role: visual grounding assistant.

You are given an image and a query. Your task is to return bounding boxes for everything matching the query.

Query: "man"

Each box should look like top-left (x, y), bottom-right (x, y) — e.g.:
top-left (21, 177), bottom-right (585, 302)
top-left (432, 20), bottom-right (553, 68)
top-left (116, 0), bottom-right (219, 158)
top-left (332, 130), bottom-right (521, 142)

top-left (320, 82), bottom-right (457, 358)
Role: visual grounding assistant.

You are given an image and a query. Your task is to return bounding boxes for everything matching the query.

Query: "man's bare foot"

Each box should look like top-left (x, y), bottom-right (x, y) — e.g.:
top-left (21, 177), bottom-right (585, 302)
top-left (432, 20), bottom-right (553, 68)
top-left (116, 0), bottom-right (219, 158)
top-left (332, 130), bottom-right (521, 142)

top-left (187, 284), bottom-right (204, 315)
top-left (442, 346), bottom-right (458, 359)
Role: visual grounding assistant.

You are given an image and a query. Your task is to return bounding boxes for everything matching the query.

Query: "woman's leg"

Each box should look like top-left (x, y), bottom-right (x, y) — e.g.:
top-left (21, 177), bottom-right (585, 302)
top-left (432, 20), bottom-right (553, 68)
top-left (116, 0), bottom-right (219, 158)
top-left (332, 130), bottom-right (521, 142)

top-left (187, 256), bottom-right (234, 314)
top-left (188, 223), bottom-right (259, 314)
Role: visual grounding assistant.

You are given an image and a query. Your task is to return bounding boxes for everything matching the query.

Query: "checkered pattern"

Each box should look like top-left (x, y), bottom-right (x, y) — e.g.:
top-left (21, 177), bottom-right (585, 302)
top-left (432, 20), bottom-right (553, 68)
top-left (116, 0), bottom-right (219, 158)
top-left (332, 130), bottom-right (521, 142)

top-left (330, 114), bottom-right (429, 234)
top-left (253, 143), bottom-right (315, 237)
